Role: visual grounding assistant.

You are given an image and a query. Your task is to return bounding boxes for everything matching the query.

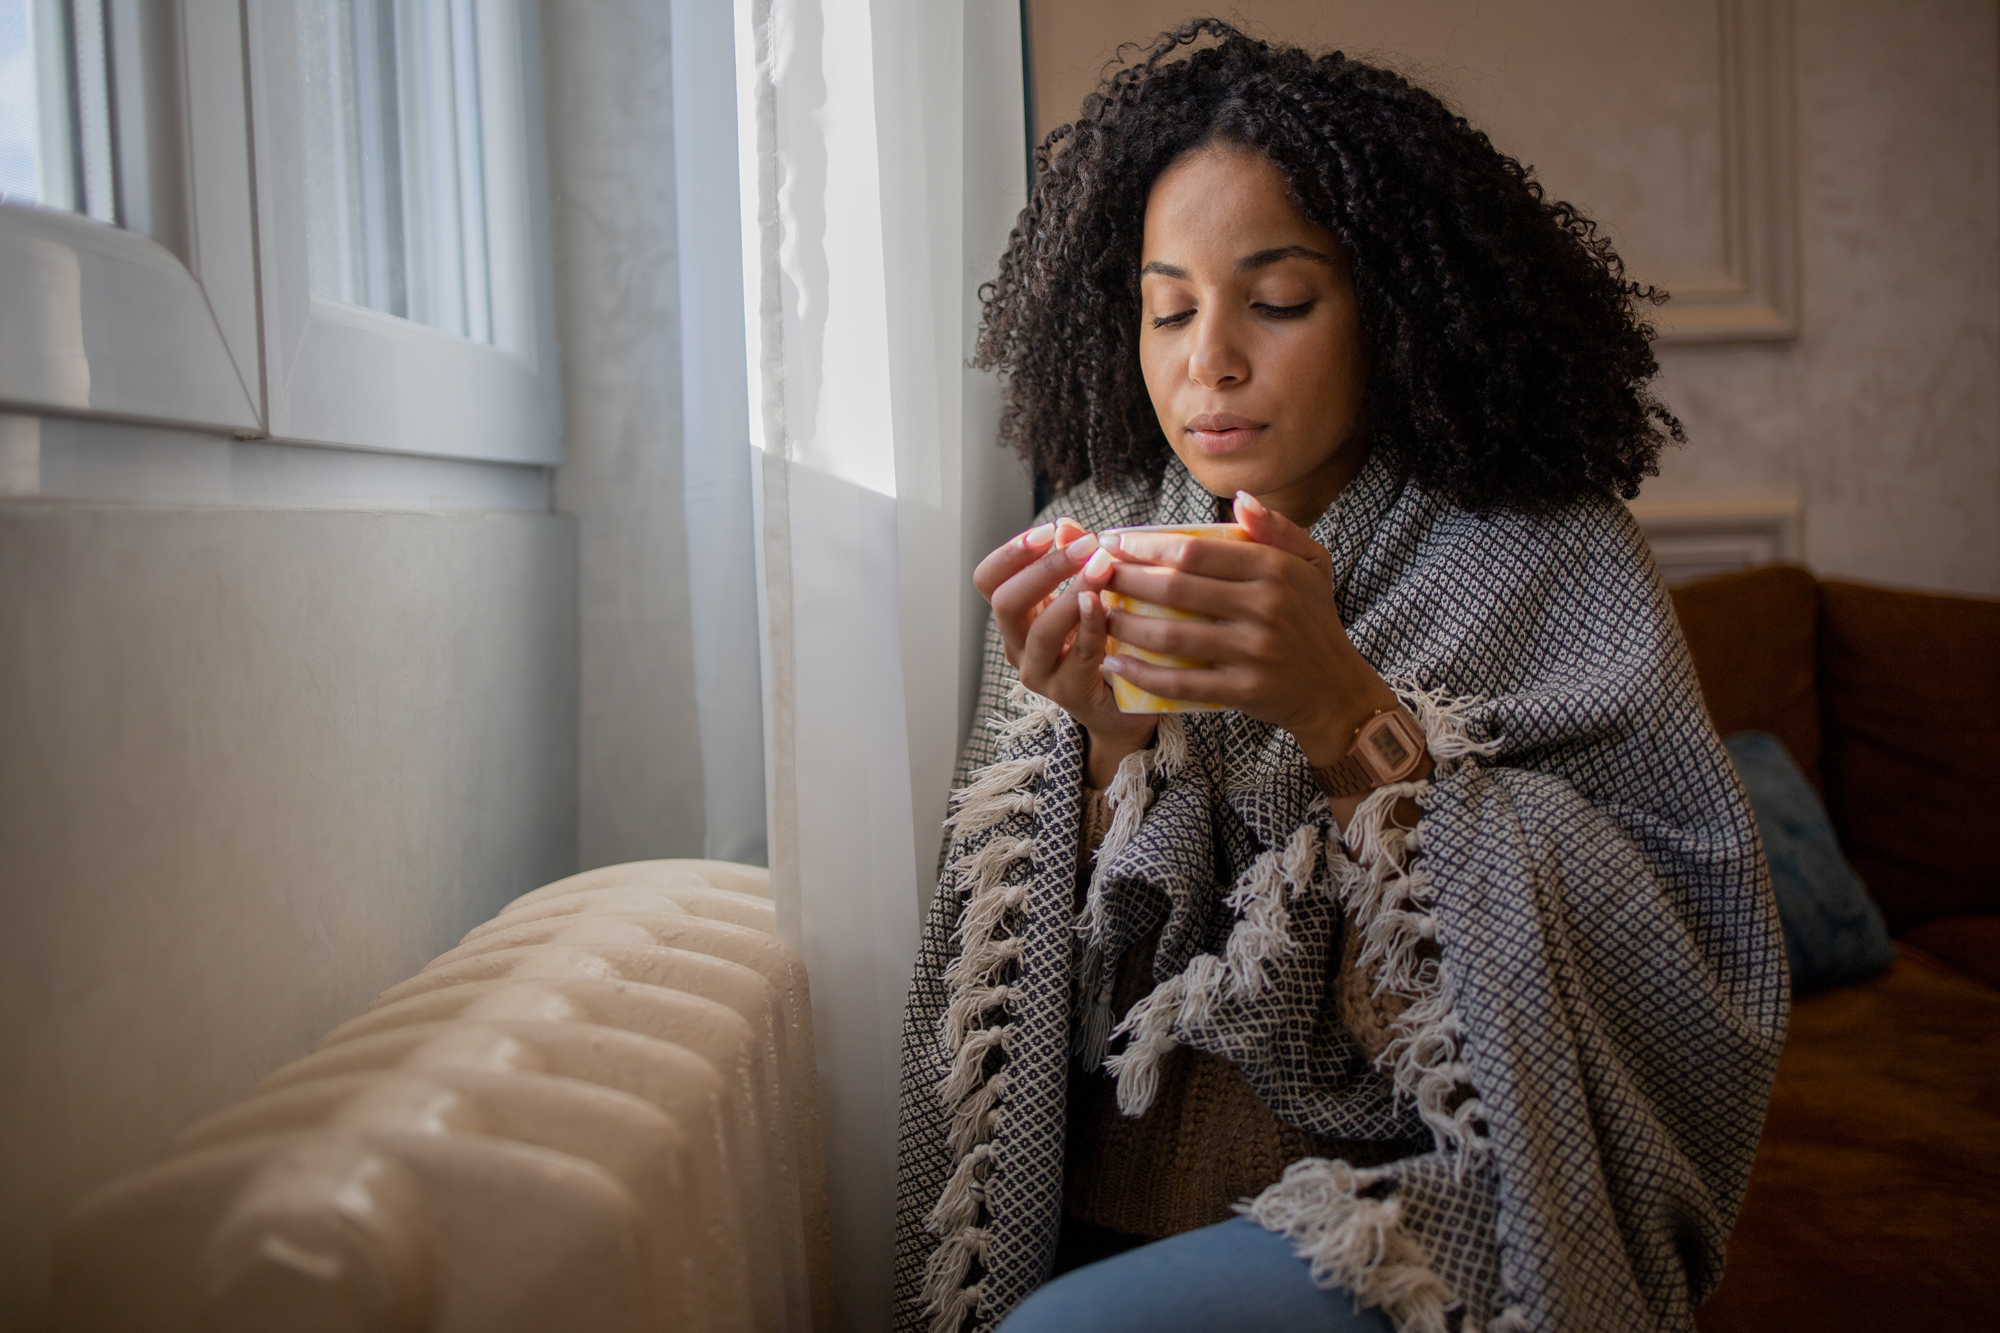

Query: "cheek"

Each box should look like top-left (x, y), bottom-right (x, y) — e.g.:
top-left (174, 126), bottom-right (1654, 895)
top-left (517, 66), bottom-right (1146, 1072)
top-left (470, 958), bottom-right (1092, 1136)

top-left (1139, 333), bottom-right (1179, 416)
top-left (1284, 320), bottom-right (1365, 418)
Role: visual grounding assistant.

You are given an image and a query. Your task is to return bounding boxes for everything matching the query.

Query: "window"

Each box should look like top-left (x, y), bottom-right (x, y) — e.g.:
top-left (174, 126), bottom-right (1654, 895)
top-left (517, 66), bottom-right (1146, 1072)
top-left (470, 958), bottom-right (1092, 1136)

top-left (298, 0), bottom-right (492, 341)
top-left (0, 0), bottom-right (116, 220)
top-left (255, 0), bottom-right (557, 460)
top-left (0, 0), bottom-right (557, 468)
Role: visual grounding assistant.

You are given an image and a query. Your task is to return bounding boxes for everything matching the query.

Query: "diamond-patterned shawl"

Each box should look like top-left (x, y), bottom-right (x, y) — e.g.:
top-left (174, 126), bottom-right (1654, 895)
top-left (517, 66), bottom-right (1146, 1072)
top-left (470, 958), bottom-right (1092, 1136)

top-left (893, 452), bottom-right (1788, 1333)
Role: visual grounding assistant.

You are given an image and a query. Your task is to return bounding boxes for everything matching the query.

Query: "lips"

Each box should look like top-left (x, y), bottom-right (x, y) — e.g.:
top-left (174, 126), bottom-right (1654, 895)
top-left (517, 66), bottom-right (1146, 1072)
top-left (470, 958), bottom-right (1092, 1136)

top-left (1184, 412), bottom-right (1264, 455)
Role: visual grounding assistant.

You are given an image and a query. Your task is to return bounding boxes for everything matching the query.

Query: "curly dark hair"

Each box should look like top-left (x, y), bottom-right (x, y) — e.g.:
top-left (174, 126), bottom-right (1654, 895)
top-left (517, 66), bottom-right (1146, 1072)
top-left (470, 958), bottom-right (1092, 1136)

top-left (974, 20), bottom-right (1682, 512)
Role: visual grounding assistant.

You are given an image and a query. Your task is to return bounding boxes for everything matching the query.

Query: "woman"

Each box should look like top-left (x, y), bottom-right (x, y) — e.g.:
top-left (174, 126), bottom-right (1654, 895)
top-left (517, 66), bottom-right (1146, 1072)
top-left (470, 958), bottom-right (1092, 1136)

top-left (895, 22), bottom-right (1786, 1333)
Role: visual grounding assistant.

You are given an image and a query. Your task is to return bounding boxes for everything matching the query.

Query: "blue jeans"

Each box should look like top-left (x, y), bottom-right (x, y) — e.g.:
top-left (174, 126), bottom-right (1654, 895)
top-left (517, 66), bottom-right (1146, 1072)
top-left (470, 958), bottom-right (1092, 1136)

top-left (996, 1217), bottom-right (1397, 1333)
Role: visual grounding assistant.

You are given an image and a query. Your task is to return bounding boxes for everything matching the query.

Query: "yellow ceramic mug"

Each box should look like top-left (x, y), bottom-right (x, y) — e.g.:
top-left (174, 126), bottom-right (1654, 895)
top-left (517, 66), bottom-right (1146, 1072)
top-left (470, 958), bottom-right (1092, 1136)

top-left (1100, 522), bottom-right (1251, 713)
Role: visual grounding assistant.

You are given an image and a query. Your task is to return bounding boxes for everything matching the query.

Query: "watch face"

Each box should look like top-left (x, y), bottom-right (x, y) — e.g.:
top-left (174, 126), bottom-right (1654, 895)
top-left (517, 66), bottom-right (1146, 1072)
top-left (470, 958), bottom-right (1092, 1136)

top-left (1359, 713), bottom-right (1423, 782)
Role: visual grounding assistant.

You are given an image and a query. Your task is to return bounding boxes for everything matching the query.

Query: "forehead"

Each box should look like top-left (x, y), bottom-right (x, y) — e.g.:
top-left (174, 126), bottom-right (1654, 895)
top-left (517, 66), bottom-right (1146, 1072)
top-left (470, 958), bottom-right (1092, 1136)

top-left (1141, 146), bottom-right (1332, 262)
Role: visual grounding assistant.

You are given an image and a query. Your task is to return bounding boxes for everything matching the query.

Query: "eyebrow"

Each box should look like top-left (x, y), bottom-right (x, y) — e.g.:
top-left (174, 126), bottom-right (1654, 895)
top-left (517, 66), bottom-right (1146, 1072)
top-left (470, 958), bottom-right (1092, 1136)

top-left (1139, 245), bottom-right (1335, 280)
top-left (1238, 245), bottom-right (1334, 272)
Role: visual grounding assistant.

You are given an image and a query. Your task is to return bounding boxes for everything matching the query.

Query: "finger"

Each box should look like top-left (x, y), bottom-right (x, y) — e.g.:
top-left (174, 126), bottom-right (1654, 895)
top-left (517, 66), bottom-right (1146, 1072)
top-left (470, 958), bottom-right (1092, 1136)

top-left (1104, 563), bottom-right (1273, 622)
top-left (974, 522), bottom-right (1060, 600)
top-left (1233, 490), bottom-right (1333, 578)
top-left (1101, 606), bottom-right (1244, 663)
top-left (991, 534), bottom-right (1099, 651)
top-left (1101, 529), bottom-right (1276, 581)
top-left (1077, 544), bottom-right (1117, 589)
top-left (1052, 516), bottom-right (1089, 548)
top-left (1019, 587), bottom-right (1083, 682)
top-left (1048, 589), bottom-right (1116, 710)
top-left (1072, 588), bottom-right (1109, 664)
top-left (1100, 653), bottom-right (1240, 708)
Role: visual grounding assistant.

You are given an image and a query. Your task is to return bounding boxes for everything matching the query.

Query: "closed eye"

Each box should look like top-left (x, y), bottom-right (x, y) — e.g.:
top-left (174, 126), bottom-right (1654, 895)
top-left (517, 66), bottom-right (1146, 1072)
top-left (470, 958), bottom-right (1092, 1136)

top-left (1150, 309), bottom-right (1195, 330)
top-left (1256, 300), bottom-right (1316, 319)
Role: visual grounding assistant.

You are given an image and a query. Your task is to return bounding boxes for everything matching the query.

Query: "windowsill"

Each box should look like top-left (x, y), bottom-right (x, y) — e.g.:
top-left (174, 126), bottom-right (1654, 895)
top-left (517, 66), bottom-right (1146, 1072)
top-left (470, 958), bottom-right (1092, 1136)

top-left (0, 412), bottom-right (552, 513)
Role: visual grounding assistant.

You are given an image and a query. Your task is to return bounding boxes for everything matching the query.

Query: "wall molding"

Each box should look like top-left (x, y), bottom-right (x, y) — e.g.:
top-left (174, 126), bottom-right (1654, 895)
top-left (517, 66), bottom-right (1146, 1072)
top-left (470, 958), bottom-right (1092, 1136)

top-left (1648, 0), bottom-right (1798, 344)
top-left (1628, 496), bottom-right (1802, 584)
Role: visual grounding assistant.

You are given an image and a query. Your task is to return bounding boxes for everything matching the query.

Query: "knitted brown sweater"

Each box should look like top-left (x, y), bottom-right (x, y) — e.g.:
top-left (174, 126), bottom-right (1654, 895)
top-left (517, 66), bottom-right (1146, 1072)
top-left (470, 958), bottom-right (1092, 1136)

top-left (1065, 787), bottom-right (1421, 1239)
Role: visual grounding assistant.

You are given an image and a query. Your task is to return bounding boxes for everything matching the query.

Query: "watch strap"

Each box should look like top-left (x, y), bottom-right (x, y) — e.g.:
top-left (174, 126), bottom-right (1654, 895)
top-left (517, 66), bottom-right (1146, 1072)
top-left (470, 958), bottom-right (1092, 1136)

top-left (1311, 752), bottom-right (1379, 799)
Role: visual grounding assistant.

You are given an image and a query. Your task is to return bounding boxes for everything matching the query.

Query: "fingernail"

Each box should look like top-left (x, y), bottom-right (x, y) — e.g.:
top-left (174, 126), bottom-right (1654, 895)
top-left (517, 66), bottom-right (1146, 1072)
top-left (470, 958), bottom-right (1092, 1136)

top-left (1235, 489), bottom-right (1268, 518)
top-left (1065, 534), bottom-right (1099, 562)
top-left (1083, 547), bottom-right (1114, 578)
top-left (1078, 590), bottom-right (1097, 617)
top-left (1101, 655), bottom-right (1127, 675)
top-left (1099, 532), bottom-right (1122, 553)
top-left (1023, 522), bottom-right (1056, 548)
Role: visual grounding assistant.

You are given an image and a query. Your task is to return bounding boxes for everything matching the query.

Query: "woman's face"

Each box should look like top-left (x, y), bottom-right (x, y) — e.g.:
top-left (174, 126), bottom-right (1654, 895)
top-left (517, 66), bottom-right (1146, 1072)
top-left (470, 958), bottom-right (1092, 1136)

top-left (1138, 145), bottom-right (1369, 527)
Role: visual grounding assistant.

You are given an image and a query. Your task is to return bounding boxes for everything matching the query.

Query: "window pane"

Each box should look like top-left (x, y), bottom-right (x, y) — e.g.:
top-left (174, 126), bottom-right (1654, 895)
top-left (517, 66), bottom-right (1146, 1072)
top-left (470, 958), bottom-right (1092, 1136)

top-left (0, 0), bottom-right (117, 222)
top-left (299, 0), bottom-right (494, 342)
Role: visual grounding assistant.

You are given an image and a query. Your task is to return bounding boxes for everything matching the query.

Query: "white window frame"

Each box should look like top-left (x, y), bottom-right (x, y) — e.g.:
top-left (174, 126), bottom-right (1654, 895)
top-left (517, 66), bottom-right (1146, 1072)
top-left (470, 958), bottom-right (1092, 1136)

top-left (0, 0), bottom-right (560, 467)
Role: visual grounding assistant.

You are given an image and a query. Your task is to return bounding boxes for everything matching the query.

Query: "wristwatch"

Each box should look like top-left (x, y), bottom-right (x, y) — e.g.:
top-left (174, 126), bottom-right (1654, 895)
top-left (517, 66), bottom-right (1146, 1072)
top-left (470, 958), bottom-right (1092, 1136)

top-left (1311, 708), bottom-right (1428, 799)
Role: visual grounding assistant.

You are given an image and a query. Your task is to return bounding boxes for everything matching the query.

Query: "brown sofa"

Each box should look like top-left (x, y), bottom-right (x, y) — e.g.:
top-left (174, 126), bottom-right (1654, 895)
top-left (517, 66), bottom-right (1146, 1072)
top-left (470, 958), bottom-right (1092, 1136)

top-left (1666, 566), bottom-right (2000, 1331)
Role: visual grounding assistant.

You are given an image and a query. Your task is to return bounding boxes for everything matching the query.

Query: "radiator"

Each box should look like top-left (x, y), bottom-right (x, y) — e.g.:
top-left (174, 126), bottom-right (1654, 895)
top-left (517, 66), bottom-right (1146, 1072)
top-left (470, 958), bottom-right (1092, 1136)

top-left (52, 859), bottom-right (831, 1333)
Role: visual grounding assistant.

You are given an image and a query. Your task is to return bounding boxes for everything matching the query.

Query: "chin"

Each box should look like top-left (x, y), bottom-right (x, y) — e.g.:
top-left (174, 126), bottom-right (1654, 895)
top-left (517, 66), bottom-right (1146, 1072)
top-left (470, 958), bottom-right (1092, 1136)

top-left (1181, 457), bottom-right (1276, 499)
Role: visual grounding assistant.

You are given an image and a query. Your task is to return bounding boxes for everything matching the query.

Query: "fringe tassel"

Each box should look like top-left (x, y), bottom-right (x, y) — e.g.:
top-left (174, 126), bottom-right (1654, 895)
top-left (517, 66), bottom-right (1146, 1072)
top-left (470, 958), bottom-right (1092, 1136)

top-left (926, 1281), bottom-right (984, 1333)
top-left (1242, 1159), bottom-right (1459, 1333)
top-left (995, 680), bottom-right (1063, 743)
top-left (939, 981), bottom-right (1022, 1049)
top-left (1104, 972), bottom-right (1187, 1114)
top-left (949, 834), bottom-right (1034, 890)
top-left (1073, 964), bottom-right (1116, 1072)
top-left (940, 1023), bottom-right (1012, 1107)
top-left (1389, 679), bottom-right (1500, 771)
top-left (919, 1227), bottom-right (991, 1332)
top-left (925, 1143), bottom-right (997, 1235)
top-left (922, 680), bottom-right (1065, 1332)
top-left (1220, 821), bottom-right (1319, 994)
top-left (945, 791), bottom-right (1038, 838)
top-left (1100, 819), bottom-right (1322, 1114)
top-left (1151, 712), bottom-right (1189, 777)
top-left (946, 890), bottom-right (1029, 979)
top-left (947, 757), bottom-right (1049, 822)
top-left (946, 1070), bottom-right (1008, 1158)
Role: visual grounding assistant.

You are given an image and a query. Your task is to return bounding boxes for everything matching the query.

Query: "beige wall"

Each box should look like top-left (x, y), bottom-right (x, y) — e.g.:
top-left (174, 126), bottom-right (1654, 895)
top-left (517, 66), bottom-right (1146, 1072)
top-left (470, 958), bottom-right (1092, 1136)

top-left (0, 502), bottom-right (578, 1328)
top-left (1026, 0), bottom-right (2000, 596)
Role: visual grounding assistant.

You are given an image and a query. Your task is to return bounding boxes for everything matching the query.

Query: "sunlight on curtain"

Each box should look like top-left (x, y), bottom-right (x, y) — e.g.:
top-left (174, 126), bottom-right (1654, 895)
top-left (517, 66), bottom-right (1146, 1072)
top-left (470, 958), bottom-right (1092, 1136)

top-left (732, 0), bottom-right (1032, 1323)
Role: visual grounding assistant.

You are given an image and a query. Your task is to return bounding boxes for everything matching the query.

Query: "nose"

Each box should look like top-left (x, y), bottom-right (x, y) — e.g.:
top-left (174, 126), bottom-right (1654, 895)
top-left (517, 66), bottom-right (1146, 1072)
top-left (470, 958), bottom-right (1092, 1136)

top-left (1187, 309), bottom-right (1250, 389)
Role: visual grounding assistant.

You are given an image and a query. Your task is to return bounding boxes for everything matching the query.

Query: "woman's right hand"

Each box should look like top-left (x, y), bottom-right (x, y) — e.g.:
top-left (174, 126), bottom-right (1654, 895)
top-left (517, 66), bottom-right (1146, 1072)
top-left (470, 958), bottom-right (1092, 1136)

top-left (974, 520), bottom-right (1158, 788)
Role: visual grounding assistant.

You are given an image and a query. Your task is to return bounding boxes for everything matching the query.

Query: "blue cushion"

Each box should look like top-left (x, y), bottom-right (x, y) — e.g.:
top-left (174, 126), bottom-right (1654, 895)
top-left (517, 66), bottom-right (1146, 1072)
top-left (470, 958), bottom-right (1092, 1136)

top-left (1725, 731), bottom-right (1896, 993)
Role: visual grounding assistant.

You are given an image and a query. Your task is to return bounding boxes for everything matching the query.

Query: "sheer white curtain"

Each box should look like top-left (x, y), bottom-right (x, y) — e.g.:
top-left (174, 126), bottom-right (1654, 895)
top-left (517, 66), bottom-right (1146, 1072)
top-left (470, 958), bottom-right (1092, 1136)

top-left (728, 0), bottom-right (1033, 1323)
top-left (673, 0), bottom-right (769, 866)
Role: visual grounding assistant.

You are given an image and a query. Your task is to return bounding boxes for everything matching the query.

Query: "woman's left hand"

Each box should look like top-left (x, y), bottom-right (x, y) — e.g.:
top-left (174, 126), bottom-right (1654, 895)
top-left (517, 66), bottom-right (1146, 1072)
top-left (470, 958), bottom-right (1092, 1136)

top-left (1098, 490), bottom-right (1401, 770)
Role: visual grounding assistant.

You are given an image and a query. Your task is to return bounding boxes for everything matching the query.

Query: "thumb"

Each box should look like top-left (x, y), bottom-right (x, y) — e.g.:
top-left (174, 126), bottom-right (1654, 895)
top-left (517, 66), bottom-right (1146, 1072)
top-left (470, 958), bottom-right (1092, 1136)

top-left (1233, 490), bottom-right (1332, 578)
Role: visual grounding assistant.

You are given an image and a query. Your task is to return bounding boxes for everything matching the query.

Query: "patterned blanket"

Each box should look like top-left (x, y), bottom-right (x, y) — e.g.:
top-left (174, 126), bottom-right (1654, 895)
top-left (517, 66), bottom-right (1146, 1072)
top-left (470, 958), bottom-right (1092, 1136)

top-left (893, 453), bottom-right (1787, 1332)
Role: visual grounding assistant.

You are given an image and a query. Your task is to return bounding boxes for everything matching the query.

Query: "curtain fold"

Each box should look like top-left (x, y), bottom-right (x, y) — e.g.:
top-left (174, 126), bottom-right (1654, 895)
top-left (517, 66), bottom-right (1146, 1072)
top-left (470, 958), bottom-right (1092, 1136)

top-left (672, 0), bottom-right (769, 866)
top-left (731, 0), bottom-right (1031, 1323)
